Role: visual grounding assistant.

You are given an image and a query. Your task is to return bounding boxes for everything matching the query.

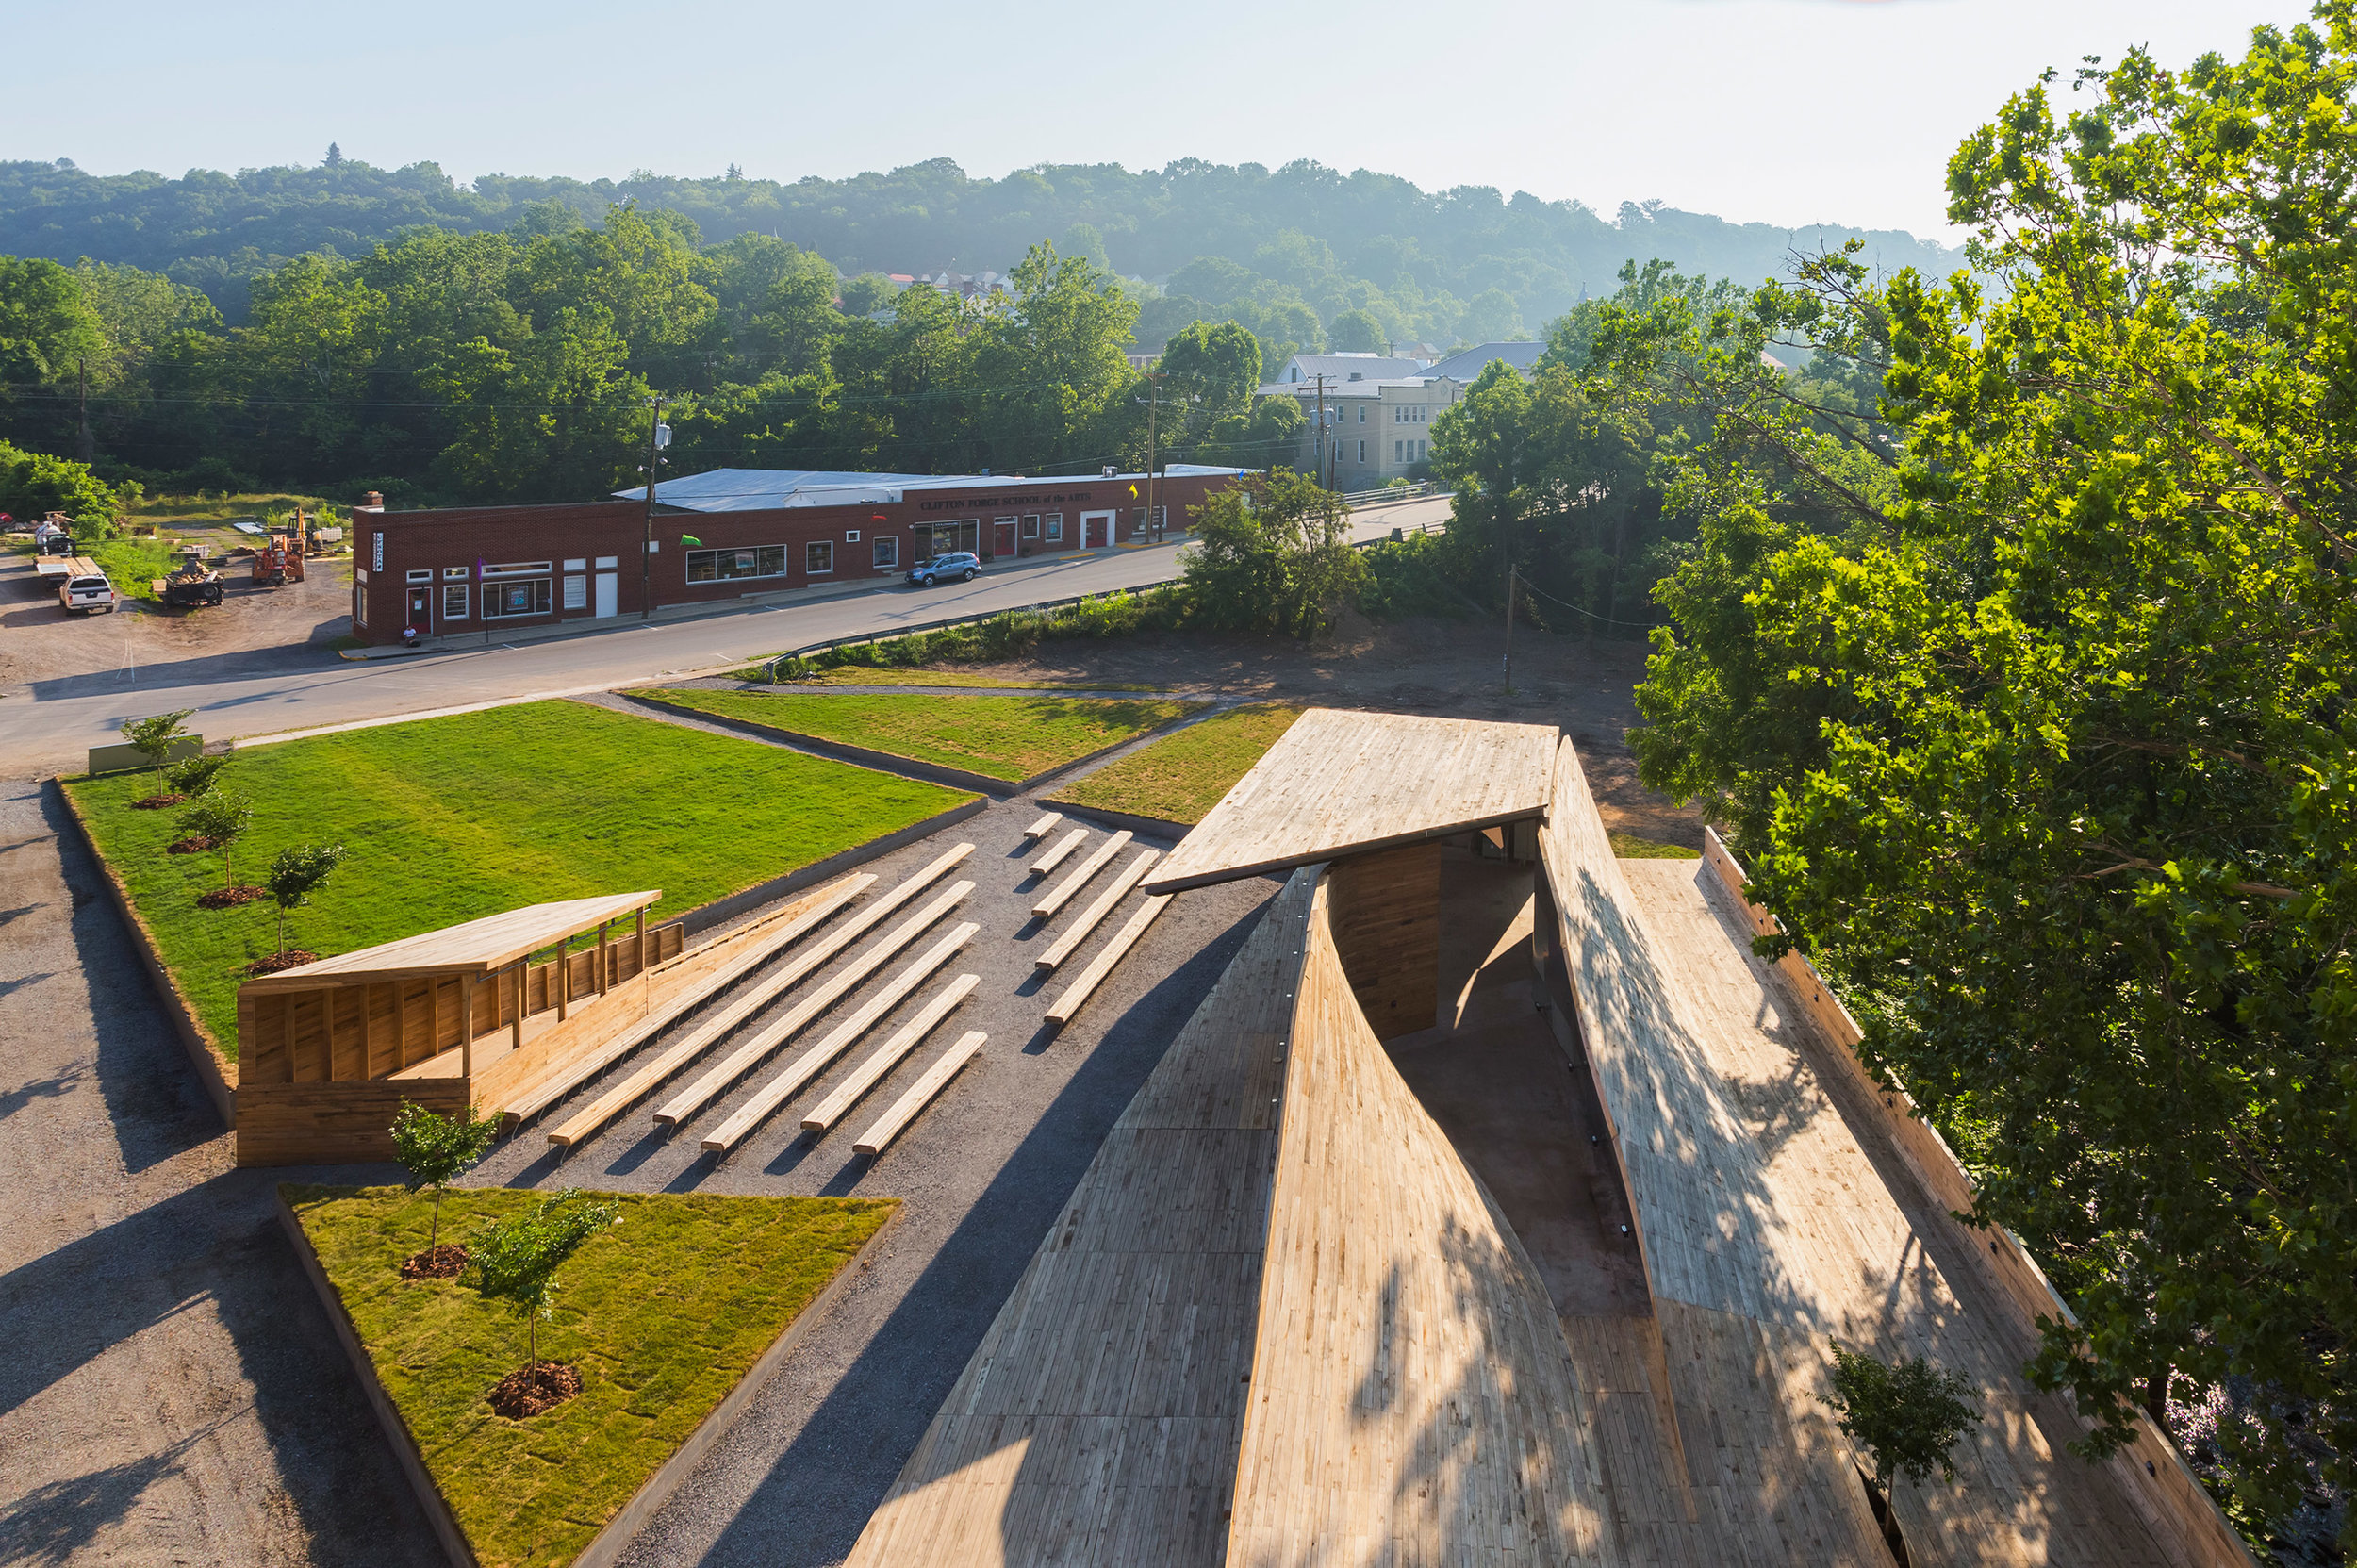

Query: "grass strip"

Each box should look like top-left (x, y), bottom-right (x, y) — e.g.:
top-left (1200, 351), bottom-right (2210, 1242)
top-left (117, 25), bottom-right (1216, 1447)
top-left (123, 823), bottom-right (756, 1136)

top-left (650, 689), bottom-right (1203, 784)
top-left (1609, 832), bottom-right (1702, 859)
top-left (87, 536), bottom-right (179, 601)
top-left (749, 664), bottom-right (1157, 692)
top-left (288, 1185), bottom-right (894, 1568)
top-left (65, 701), bottom-right (969, 1059)
top-left (1047, 703), bottom-right (1304, 825)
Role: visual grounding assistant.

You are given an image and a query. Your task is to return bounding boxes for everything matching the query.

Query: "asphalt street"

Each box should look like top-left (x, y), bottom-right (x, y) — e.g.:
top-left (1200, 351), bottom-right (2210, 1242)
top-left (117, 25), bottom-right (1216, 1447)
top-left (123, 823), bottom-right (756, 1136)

top-left (0, 497), bottom-right (1446, 775)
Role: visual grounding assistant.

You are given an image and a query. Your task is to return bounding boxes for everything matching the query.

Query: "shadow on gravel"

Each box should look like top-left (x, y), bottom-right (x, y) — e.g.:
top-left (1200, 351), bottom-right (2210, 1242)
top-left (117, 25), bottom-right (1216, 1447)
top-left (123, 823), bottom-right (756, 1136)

top-left (674, 891), bottom-right (1270, 1568)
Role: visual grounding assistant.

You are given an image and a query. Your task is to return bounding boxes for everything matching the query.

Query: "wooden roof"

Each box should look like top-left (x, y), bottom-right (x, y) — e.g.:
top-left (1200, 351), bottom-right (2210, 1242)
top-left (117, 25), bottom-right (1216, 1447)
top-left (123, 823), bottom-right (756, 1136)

top-left (239, 890), bottom-right (661, 992)
top-left (1141, 708), bottom-right (1558, 894)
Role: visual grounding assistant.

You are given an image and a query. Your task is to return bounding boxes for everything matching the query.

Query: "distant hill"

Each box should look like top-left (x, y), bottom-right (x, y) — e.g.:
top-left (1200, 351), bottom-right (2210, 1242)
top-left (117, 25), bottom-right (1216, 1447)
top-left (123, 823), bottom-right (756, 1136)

top-left (0, 155), bottom-right (1964, 339)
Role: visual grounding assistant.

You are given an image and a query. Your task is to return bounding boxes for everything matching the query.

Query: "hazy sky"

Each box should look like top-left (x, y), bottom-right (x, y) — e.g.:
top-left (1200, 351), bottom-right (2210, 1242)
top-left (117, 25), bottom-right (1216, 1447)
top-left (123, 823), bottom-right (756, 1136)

top-left (7, 0), bottom-right (2314, 239)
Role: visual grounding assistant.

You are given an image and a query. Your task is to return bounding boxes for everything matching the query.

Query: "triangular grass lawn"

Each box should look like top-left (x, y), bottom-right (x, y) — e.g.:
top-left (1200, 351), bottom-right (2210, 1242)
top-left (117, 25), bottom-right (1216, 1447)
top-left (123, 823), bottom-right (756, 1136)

top-left (287, 1185), bottom-right (896, 1568)
top-left (650, 688), bottom-right (1205, 783)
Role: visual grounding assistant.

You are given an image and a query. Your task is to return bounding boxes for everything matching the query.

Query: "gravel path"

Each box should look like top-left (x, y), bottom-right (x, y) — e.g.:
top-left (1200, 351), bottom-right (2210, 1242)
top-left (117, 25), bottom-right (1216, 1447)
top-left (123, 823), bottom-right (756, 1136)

top-left (0, 776), bottom-right (436, 1567)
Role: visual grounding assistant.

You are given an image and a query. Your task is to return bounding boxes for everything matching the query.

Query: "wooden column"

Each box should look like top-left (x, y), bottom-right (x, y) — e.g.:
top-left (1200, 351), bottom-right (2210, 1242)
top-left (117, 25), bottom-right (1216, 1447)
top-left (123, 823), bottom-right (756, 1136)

top-left (596, 921), bottom-right (610, 996)
top-left (460, 972), bottom-right (476, 1079)
top-left (360, 983), bottom-right (373, 1079)
top-left (509, 962), bottom-right (524, 1052)
top-left (635, 907), bottom-right (647, 977)
top-left (555, 934), bottom-right (569, 1021)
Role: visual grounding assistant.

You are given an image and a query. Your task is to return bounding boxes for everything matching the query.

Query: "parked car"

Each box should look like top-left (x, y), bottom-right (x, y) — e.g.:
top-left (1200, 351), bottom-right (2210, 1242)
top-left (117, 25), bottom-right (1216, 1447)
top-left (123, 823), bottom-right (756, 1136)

top-left (907, 551), bottom-right (981, 587)
top-left (57, 560), bottom-right (119, 615)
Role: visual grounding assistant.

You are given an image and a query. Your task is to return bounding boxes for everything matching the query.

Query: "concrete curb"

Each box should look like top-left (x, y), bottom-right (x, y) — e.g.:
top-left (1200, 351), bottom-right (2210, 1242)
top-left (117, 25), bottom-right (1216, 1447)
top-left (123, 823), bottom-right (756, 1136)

top-left (622, 692), bottom-right (1017, 796)
top-left (53, 781), bottom-right (239, 1129)
top-left (273, 1189), bottom-right (902, 1568)
top-left (680, 796), bottom-right (988, 939)
top-left (1040, 800), bottom-right (1195, 844)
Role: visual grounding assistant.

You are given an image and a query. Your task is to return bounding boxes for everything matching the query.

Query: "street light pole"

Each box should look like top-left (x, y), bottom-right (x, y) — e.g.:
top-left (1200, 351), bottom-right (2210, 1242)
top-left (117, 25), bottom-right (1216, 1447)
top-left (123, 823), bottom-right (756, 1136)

top-left (639, 395), bottom-right (668, 621)
top-left (1143, 371), bottom-right (1163, 543)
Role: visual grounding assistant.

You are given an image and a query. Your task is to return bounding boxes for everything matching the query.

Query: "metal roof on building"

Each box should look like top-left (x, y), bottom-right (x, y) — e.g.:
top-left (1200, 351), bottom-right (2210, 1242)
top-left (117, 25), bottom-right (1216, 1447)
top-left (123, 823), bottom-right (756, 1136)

top-left (1419, 340), bottom-right (1547, 382)
top-left (615, 465), bottom-right (1257, 514)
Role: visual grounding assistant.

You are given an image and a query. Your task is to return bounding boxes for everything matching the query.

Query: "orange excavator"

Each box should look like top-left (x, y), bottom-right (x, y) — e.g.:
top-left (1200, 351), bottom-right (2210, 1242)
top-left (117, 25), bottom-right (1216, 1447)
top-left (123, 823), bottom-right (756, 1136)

top-left (249, 511), bottom-right (310, 587)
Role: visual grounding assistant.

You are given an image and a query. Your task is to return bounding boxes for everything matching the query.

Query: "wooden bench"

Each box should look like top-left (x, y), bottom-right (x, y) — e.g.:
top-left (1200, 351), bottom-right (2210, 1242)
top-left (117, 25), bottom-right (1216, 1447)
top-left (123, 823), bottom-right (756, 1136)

top-left (1023, 812), bottom-right (1062, 841)
top-left (1026, 827), bottom-right (1087, 878)
top-left (1034, 849), bottom-right (1160, 972)
top-left (1044, 893), bottom-right (1171, 1025)
top-left (803, 975), bottom-right (979, 1132)
top-left (1031, 831), bottom-right (1133, 919)
top-left (851, 1032), bottom-right (988, 1156)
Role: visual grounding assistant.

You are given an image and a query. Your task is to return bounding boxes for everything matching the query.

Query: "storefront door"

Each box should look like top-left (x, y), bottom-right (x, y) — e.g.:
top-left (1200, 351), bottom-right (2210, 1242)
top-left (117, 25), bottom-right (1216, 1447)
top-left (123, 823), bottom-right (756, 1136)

top-left (994, 517), bottom-right (1017, 559)
top-left (1080, 510), bottom-right (1115, 549)
top-left (405, 586), bottom-right (431, 631)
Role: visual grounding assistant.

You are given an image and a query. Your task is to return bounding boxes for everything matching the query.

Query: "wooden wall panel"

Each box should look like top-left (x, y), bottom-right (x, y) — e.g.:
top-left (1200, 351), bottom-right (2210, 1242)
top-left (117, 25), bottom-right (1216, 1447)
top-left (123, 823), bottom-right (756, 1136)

top-left (366, 984), bottom-right (399, 1078)
top-left (236, 1078), bottom-right (470, 1166)
top-left (331, 988), bottom-right (367, 1081)
top-left (242, 993), bottom-right (288, 1085)
top-left (1324, 840), bottom-right (1442, 1039)
top-left (287, 992), bottom-right (328, 1082)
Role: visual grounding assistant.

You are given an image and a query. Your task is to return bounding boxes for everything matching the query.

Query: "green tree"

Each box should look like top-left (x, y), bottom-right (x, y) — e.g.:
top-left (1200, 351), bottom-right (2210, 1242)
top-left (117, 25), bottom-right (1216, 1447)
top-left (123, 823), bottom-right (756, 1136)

top-left (1329, 307), bottom-right (1390, 355)
top-left (163, 752), bottom-right (228, 799)
top-left (1823, 1342), bottom-right (1981, 1494)
top-left (120, 709), bottom-right (195, 780)
top-left (177, 792), bottom-right (254, 890)
top-left (0, 439), bottom-right (119, 529)
top-left (0, 256), bottom-right (106, 387)
top-left (1613, 10), bottom-right (2357, 1546)
top-left (263, 842), bottom-right (345, 956)
top-left (1181, 469), bottom-right (1367, 636)
top-left (467, 1189), bottom-right (619, 1367)
top-left (1160, 319), bottom-right (1261, 438)
top-left (388, 1099), bottom-right (503, 1250)
top-left (836, 272), bottom-right (898, 316)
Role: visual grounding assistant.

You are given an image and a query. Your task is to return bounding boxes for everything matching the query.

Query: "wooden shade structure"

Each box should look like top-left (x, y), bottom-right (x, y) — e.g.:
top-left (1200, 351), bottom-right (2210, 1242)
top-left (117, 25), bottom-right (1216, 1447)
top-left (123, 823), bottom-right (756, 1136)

top-left (236, 891), bottom-right (676, 1165)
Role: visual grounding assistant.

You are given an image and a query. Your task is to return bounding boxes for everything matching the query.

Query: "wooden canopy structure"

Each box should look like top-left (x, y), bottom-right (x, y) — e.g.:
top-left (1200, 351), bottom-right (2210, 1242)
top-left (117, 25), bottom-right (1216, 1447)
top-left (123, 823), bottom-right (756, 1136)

top-left (1142, 707), bottom-right (1557, 894)
top-left (847, 712), bottom-right (2246, 1566)
top-left (236, 891), bottom-right (678, 1165)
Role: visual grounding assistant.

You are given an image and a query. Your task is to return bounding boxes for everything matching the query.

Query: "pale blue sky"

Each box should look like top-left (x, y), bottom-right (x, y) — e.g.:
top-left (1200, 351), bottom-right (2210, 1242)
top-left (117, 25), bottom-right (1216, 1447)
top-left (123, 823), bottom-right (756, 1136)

top-left (5, 0), bottom-right (2316, 238)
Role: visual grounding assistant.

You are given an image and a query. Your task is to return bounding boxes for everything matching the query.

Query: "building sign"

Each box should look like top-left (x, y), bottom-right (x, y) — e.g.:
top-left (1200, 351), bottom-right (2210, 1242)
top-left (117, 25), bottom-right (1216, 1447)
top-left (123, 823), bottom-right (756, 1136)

top-left (916, 489), bottom-right (1093, 512)
top-left (371, 531), bottom-right (384, 570)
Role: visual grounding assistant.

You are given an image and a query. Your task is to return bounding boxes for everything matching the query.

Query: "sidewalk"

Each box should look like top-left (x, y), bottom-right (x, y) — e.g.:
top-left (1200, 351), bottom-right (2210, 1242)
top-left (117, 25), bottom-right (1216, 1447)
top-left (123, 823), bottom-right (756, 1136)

top-left (337, 542), bottom-right (1147, 661)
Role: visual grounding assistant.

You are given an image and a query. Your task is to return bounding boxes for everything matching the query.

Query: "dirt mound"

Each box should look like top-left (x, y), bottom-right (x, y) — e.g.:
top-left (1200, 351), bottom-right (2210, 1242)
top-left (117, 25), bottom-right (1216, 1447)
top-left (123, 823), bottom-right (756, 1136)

top-left (397, 1244), bottom-right (468, 1280)
top-left (167, 835), bottom-right (217, 854)
top-left (488, 1361), bottom-right (581, 1419)
top-left (197, 885), bottom-right (266, 909)
top-left (244, 949), bottom-right (316, 975)
top-left (132, 793), bottom-right (188, 810)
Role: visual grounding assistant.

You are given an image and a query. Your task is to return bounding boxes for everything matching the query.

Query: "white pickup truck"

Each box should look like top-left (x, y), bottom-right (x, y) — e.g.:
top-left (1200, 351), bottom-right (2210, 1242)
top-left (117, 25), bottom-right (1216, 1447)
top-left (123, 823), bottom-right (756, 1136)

top-left (47, 556), bottom-right (120, 615)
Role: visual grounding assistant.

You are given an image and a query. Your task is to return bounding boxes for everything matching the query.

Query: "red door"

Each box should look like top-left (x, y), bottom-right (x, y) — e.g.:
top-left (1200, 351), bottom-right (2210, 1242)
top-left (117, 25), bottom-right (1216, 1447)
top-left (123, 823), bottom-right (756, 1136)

top-left (405, 586), bottom-right (431, 632)
top-left (995, 518), bottom-right (1017, 559)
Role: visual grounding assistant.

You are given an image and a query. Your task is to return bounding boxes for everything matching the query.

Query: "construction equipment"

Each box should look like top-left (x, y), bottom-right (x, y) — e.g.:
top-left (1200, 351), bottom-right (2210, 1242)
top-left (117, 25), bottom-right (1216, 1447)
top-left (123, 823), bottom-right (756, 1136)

top-left (250, 530), bottom-right (305, 586)
top-left (159, 557), bottom-right (225, 608)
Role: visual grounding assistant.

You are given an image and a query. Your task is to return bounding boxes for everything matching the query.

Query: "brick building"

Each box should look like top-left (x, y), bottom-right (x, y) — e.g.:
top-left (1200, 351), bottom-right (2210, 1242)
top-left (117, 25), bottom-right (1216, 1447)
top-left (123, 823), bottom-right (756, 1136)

top-left (348, 466), bottom-right (1249, 644)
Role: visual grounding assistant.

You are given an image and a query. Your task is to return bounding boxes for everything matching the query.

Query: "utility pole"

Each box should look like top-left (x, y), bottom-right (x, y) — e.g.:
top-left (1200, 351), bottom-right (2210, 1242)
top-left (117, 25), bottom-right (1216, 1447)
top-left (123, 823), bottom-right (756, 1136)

top-left (1308, 374), bottom-right (1331, 490)
top-left (1143, 371), bottom-right (1162, 544)
top-left (76, 357), bottom-right (91, 463)
top-left (1503, 563), bottom-right (1517, 696)
top-left (639, 395), bottom-right (668, 620)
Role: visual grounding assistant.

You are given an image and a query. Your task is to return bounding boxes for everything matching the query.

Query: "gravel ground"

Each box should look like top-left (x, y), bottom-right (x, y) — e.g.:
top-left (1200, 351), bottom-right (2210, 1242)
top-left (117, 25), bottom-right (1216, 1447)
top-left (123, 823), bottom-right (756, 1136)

top-left (0, 775), bottom-right (437, 1568)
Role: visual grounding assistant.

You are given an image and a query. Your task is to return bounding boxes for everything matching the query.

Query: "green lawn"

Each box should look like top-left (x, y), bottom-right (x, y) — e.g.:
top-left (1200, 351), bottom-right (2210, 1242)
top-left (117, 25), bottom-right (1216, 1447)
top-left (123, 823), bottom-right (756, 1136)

top-left (288, 1185), bottom-right (894, 1568)
top-left (1047, 703), bottom-right (1304, 824)
top-left (67, 701), bottom-right (970, 1060)
top-left (1609, 831), bottom-right (1701, 860)
top-left (651, 689), bottom-right (1204, 784)
top-left (759, 665), bottom-right (1157, 692)
top-left (88, 535), bottom-right (179, 601)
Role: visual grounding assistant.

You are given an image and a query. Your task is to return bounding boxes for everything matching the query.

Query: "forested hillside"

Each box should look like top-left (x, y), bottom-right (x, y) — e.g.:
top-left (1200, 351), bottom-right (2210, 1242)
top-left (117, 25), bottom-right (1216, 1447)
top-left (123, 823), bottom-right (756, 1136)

top-left (0, 154), bottom-right (1960, 340)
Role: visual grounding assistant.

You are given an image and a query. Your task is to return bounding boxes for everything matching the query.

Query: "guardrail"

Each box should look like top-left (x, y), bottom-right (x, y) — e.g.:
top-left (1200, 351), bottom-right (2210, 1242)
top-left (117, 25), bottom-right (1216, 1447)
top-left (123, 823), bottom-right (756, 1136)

top-left (1338, 482), bottom-right (1448, 506)
top-left (759, 585), bottom-right (1182, 679)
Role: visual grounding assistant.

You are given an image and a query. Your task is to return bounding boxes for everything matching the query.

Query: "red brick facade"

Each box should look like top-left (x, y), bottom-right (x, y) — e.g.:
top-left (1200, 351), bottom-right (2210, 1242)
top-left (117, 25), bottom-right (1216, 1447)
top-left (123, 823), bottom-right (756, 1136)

top-left (348, 472), bottom-right (1241, 644)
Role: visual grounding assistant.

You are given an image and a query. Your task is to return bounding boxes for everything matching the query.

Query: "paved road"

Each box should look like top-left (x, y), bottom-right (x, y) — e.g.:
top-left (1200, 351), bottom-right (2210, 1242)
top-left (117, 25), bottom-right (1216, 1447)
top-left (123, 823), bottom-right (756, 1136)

top-left (0, 498), bottom-right (1447, 774)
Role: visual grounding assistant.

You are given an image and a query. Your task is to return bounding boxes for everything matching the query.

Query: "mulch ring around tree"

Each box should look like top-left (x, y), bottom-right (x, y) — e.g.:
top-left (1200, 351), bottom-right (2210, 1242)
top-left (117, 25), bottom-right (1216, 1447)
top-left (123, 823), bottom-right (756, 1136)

top-left (488, 1361), bottom-right (582, 1419)
top-left (398, 1243), bottom-right (469, 1281)
top-left (167, 835), bottom-right (218, 854)
top-left (132, 793), bottom-right (188, 810)
top-left (197, 885), bottom-right (267, 909)
top-left (245, 949), bottom-right (317, 976)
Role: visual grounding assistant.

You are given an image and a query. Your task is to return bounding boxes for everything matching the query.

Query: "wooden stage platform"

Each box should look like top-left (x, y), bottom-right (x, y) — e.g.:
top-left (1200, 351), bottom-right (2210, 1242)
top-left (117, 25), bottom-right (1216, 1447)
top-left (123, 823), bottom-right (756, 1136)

top-left (842, 710), bottom-right (2245, 1566)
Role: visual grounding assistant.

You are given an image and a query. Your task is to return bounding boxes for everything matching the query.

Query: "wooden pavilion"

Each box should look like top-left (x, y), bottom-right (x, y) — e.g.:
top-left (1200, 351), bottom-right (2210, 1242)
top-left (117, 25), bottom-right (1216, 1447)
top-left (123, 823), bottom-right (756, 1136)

top-left (234, 891), bottom-right (678, 1165)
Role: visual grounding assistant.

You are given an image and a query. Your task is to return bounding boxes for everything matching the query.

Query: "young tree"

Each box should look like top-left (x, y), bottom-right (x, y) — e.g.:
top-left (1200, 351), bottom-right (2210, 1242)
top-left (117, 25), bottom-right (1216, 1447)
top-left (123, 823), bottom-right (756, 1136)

top-left (388, 1099), bottom-right (503, 1251)
top-left (1823, 1343), bottom-right (1982, 1497)
top-left (162, 752), bottom-right (228, 799)
top-left (1181, 470), bottom-right (1367, 637)
top-left (176, 792), bottom-right (253, 890)
top-left (467, 1189), bottom-right (619, 1367)
top-left (262, 842), bottom-right (344, 956)
top-left (119, 709), bottom-right (194, 778)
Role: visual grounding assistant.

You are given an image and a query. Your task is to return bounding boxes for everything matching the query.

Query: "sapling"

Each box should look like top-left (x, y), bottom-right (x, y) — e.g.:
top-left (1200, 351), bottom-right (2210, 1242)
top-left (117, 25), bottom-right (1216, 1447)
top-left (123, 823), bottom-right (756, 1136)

top-left (163, 753), bottom-right (229, 799)
top-left (120, 709), bottom-right (194, 777)
top-left (466, 1189), bottom-right (619, 1368)
top-left (176, 792), bottom-right (254, 890)
top-left (388, 1099), bottom-right (502, 1252)
top-left (263, 841), bottom-right (344, 956)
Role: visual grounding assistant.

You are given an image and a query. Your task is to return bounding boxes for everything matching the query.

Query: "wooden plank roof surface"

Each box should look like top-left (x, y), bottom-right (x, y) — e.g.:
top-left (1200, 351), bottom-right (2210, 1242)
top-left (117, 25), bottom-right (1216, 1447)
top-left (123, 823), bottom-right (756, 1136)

top-left (843, 870), bottom-right (1312, 1568)
top-left (239, 890), bottom-right (661, 991)
top-left (1141, 708), bottom-right (1558, 895)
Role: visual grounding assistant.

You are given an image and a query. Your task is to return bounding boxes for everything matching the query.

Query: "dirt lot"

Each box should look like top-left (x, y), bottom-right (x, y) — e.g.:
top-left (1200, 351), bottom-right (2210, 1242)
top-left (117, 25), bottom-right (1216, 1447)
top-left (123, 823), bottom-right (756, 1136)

top-left (0, 539), bottom-right (354, 694)
top-left (899, 611), bottom-right (1704, 847)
